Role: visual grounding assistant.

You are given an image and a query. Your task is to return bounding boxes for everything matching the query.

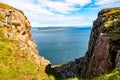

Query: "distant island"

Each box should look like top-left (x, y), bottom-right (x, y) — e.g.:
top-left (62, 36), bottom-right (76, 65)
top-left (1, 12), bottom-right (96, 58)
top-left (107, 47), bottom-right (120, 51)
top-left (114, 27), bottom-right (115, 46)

top-left (38, 27), bottom-right (65, 30)
top-left (37, 26), bottom-right (91, 30)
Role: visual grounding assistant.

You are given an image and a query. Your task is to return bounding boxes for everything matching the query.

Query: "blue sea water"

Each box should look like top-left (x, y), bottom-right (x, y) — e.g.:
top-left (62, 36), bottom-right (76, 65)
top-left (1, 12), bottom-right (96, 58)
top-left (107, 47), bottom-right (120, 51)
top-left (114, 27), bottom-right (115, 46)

top-left (31, 27), bottom-right (91, 65)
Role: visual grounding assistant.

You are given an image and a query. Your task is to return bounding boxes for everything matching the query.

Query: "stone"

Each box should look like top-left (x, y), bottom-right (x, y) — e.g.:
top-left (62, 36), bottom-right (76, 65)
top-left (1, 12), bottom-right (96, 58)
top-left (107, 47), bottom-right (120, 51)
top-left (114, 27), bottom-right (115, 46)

top-left (0, 3), bottom-right (50, 68)
top-left (81, 7), bottom-right (120, 78)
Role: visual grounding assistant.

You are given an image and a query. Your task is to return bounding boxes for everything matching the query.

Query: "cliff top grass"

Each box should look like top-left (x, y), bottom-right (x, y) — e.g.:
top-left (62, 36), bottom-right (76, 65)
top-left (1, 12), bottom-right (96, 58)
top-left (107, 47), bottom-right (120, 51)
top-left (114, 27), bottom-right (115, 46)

top-left (101, 8), bottom-right (120, 42)
top-left (99, 7), bottom-right (120, 17)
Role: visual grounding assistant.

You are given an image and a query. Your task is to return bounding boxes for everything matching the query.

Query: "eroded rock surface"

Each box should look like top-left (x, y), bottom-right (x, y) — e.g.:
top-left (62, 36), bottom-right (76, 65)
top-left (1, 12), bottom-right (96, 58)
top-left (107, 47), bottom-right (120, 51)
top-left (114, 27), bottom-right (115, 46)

top-left (0, 3), bottom-right (50, 69)
top-left (82, 7), bottom-right (120, 78)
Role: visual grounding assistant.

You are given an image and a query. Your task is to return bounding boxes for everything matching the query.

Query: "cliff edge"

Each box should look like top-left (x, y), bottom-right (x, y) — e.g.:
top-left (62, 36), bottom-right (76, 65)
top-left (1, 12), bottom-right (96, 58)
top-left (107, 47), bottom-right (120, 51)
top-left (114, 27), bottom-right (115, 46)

top-left (0, 3), bottom-right (50, 79)
top-left (83, 7), bottom-right (120, 78)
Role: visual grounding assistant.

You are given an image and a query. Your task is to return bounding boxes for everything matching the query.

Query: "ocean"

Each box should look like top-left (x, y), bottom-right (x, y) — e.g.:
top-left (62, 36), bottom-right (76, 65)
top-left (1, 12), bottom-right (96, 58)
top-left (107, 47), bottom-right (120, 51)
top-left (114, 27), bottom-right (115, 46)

top-left (31, 27), bottom-right (91, 65)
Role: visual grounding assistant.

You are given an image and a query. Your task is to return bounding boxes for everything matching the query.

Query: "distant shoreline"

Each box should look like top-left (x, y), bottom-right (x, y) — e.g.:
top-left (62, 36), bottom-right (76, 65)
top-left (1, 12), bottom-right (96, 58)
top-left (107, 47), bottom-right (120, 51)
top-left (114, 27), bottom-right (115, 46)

top-left (32, 26), bottom-right (92, 30)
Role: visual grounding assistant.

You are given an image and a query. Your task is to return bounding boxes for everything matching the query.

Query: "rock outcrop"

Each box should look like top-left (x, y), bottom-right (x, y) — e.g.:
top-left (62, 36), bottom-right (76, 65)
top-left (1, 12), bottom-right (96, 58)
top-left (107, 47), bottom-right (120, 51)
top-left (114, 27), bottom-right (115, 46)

top-left (0, 3), bottom-right (50, 79)
top-left (54, 57), bottom-right (84, 78)
top-left (0, 2), bottom-right (50, 66)
top-left (82, 7), bottom-right (120, 78)
top-left (53, 8), bottom-right (120, 79)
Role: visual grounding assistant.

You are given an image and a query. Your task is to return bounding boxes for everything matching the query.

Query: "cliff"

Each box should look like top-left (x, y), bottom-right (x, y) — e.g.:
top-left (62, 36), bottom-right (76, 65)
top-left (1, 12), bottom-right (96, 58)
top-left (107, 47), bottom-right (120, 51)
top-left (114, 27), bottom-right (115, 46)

top-left (0, 3), bottom-right (50, 79)
top-left (54, 8), bottom-right (120, 80)
top-left (1, 3), bottom-right (120, 80)
top-left (82, 7), bottom-right (120, 78)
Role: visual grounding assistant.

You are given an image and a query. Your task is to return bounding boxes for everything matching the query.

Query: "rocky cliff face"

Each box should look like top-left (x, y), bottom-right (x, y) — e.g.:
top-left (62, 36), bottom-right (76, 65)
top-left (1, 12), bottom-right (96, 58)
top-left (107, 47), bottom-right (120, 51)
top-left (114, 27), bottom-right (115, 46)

top-left (82, 7), bottom-right (120, 78)
top-left (0, 3), bottom-right (50, 66)
top-left (0, 3), bottom-right (50, 79)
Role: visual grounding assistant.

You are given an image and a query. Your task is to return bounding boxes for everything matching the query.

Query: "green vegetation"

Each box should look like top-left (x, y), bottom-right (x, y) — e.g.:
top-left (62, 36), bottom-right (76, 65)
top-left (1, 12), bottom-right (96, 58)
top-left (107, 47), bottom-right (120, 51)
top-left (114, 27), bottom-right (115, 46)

top-left (54, 63), bottom-right (67, 67)
top-left (61, 69), bottom-right (120, 80)
top-left (46, 68), bottom-right (63, 80)
top-left (103, 21), bottom-right (114, 33)
top-left (102, 8), bottom-right (120, 34)
top-left (0, 27), bottom-right (63, 80)
top-left (0, 3), bottom-right (120, 79)
top-left (104, 21), bottom-right (114, 28)
top-left (0, 28), bottom-right (49, 80)
top-left (111, 34), bottom-right (120, 41)
top-left (93, 69), bottom-right (120, 80)
top-left (101, 8), bottom-right (120, 21)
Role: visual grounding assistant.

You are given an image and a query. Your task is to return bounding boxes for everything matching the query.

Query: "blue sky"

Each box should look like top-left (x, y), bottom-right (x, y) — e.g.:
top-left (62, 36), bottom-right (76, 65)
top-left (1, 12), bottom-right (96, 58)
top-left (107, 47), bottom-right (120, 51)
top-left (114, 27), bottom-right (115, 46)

top-left (0, 0), bottom-right (120, 27)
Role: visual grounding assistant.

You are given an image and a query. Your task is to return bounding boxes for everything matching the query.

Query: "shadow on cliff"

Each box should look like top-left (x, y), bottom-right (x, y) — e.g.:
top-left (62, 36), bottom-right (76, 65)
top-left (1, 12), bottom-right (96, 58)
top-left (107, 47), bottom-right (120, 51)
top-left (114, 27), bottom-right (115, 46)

top-left (45, 64), bottom-right (63, 80)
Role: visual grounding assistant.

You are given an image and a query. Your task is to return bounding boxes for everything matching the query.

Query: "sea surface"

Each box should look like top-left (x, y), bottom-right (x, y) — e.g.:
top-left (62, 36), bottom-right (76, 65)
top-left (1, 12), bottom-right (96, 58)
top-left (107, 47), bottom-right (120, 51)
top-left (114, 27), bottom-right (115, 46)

top-left (31, 27), bottom-right (91, 65)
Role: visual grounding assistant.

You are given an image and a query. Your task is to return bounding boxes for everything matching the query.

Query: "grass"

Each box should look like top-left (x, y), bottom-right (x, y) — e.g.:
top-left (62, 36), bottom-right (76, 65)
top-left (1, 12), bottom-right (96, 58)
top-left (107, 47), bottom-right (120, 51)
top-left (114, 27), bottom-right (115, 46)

top-left (46, 67), bottom-right (63, 80)
top-left (93, 69), bottom-right (120, 80)
top-left (54, 63), bottom-right (67, 67)
top-left (0, 28), bottom-right (50, 80)
top-left (111, 34), bottom-right (120, 41)
top-left (104, 21), bottom-right (114, 28)
top-left (1, 5), bottom-right (120, 80)
top-left (0, 27), bottom-right (64, 80)
top-left (64, 75), bottom-right (84, 80)
top-left (61, 69), bottom-right (120, 80)
top-left (101, 8), bottom-right (120, 20)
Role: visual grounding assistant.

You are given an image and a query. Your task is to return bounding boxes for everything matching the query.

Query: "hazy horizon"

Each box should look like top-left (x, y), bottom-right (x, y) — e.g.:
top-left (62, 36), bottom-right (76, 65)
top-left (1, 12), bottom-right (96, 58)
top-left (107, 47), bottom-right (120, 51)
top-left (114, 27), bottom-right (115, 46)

top-left (32, 26), bottom-right (92, 28)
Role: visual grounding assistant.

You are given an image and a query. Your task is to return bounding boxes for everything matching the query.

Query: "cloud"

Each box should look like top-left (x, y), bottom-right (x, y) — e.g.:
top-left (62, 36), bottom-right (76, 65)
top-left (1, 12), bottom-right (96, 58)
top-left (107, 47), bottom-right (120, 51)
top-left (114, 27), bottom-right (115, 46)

top-left (66, 0), bottom-right (91, 6)
top-left (95, 0), bottom-right (120, 6)
top-left (37, 0), bottom-right (92, 13)
top-left (43, 1), bottom-right (77, 13)
top-left (0, 0), bottom-right (94, 27)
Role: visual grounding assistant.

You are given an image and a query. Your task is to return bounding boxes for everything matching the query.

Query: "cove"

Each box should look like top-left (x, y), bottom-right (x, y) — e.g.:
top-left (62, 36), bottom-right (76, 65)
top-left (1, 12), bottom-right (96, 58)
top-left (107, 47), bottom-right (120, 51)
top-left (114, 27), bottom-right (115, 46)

top-left (31, 27), bottom-right (91, 65)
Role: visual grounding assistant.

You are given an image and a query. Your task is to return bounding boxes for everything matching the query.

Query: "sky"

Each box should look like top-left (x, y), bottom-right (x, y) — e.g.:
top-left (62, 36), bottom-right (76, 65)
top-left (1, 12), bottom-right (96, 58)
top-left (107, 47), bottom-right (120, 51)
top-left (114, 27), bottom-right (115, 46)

top-left (0, 0), bottom-right (120, 27)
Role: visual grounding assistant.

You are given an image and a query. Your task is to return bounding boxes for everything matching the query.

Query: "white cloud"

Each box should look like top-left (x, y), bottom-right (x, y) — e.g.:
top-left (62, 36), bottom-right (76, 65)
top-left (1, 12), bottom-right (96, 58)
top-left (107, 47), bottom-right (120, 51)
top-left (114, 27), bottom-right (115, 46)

top-left (66, 0), bottom-right (91, 6)
top-left (93, 0), bottom-right (120, 12)
top-left (95, 0), bottom-right (120, 6)
top-left (0, 0), bottom-right (93, 27)
top-left (37, 0), bottom-right (77, 14)
top-left (37, 0), bottom-right (91, 13)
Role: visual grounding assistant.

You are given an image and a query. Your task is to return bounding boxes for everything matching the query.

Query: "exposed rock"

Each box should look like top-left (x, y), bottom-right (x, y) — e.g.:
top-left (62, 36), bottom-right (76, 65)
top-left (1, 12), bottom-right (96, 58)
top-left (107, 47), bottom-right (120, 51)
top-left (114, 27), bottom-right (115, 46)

top-left (53, 57), bottom-right (84, 78)
top-left (0, 2), bottom-right (50, 70)
top-left (82, 7), bottom-right (120, 78)
top-left (54, 61), bottom-right (77, 78)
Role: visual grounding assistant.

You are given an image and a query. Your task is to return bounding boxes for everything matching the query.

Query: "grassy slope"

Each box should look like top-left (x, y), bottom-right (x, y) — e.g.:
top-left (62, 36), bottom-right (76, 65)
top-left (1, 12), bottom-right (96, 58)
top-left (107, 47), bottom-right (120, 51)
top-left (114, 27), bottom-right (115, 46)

top-left (0, 28), bottom-right (62, 80)
top-left (0, 3), bottom-right (63, 80)
top-left (0, 28), bottom-right (50, 80)
top-left (0, 3), bottom-right (49, 80)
